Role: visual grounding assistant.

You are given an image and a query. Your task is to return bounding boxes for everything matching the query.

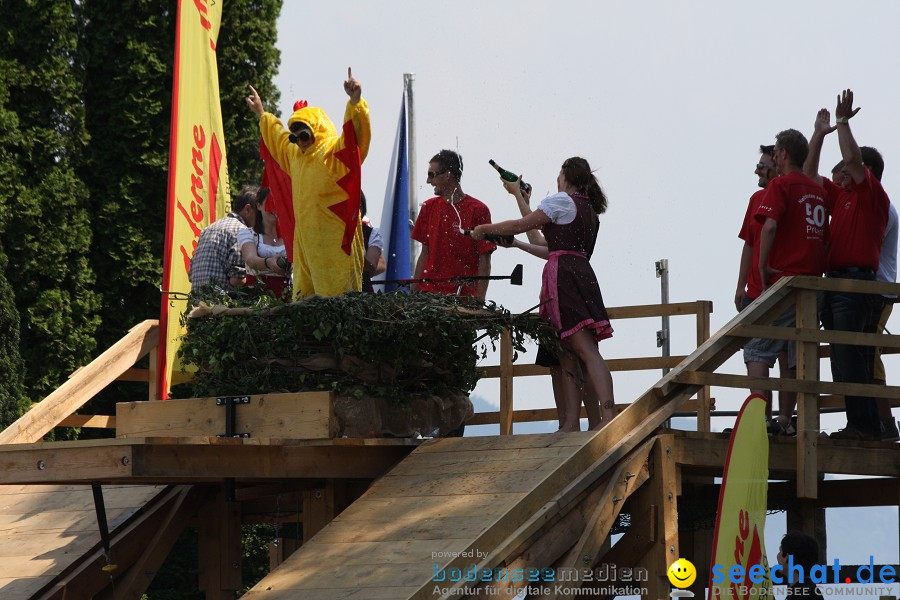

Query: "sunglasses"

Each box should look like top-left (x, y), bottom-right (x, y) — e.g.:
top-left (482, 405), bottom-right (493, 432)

top-left (427, 170), bottom-right (447, 179)
top-left (289, 128), bottom-right (312, 143)
top-left (756, 162), bottom-right (773, 170)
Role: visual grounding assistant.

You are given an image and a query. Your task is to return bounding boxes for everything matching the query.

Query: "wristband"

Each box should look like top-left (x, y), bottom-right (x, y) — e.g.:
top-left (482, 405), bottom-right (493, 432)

top-left (264, 257), bottom-right (271, 269)
top-left (836, 117), bottom-right (848, 125)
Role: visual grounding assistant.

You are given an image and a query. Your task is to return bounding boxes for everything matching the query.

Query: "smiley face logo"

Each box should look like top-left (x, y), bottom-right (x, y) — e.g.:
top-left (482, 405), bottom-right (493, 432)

top-left (667, 558), bottom-right (696, 588)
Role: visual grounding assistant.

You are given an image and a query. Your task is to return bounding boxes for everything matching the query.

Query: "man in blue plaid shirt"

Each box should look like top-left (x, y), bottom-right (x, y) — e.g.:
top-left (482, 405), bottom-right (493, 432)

top-left (189, 186), bottom-right (260, 290)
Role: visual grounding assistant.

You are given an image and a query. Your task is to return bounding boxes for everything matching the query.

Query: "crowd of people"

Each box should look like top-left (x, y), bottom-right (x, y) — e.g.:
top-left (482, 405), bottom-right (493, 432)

top-left (188, 72), bottom-right (897, 439)
top-left (734, 89), bottom-right (897, 442)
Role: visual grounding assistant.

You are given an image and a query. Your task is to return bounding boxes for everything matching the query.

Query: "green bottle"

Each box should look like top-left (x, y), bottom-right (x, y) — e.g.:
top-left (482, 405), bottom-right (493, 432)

top-left (489, 159), bottom-right (532, 194)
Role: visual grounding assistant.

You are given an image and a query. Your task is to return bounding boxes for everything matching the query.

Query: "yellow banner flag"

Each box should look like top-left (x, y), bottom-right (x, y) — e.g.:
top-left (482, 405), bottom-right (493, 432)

top-left (708, 394), bottom-right (772, 600)
top-left (158, 0), bottom-right (229, 399)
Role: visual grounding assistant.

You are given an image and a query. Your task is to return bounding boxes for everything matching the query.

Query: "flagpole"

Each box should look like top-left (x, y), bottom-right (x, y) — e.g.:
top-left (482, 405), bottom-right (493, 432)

top-left (404, 73), bottom-right (418, 274)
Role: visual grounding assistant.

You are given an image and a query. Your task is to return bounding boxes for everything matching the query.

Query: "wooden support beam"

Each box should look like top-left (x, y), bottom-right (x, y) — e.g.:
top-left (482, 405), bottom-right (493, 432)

top-left (33, 486), bottom-right (194, 600)
top-left (637, 436), bottom-right (679, 599)
top-left (105, 486), bottom-right (207, 600)
top-left (545, 440), bottom-right (654, 600)
top-left (796, 289), bottom-right (820, 499)
top-left (786, 499), bottom-right (827, 564)
top-left (499, 329), bottom-right (514, 435)
top-left (57, 414), bottom-right (117, 429)
top-left (730, 323), bottom-right (900, 349)
top-left (695, 301), bottom-right (713, 432)
top-left (0, 320), bottom-right (158, 445)
top-left (0, 438), bottom-right (416, 485)
top-left (302, 480), bottom-right (338, 542)
top-left (673, 433), bottom-right (900, 478)
top-left (673, 371), bottom-right (900, 400)
top-left (199, 486), bottom-right (243, 599)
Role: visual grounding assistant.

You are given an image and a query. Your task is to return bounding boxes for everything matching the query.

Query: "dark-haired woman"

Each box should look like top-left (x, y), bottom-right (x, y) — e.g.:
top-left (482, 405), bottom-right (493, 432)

top-left (472, 157), bottom-right (615, 432)
top-left (238, 188), bottom-right (290, 299)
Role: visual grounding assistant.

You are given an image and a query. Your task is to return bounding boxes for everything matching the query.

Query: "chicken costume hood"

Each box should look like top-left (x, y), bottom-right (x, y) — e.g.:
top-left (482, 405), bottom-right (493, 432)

top-left (259, 96), bottom-right (370, 298)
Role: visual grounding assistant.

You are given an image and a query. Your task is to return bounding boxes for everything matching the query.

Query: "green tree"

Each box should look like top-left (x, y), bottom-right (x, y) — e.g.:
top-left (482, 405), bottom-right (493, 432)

top-left (217, 0), bottom-right (283, 189)
top-left (0, 64), bottom-right (28, 428)
top-left (79, 0), bottom-right (175, 349)
top-left (0, 0), bottom-right (100, 402)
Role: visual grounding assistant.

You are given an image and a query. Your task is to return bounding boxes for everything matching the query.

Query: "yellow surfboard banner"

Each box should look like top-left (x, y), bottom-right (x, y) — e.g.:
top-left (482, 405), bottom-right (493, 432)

top-left (707, 394), bottom-right (772, 599)
top-left (157, 0), bottom-right (229, 399)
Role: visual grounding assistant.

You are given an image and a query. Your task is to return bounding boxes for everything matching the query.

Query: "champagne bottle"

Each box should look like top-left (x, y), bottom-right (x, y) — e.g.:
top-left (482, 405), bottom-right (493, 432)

top-left (489, 159), bottom-right (532, 194)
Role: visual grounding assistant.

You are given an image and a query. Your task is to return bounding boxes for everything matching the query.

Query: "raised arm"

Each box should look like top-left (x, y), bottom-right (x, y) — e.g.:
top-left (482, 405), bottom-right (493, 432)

top-left (342, 67), bottom-right (371, 162)
top-left (502, 178), bottom-right (548, 246)
top-left (834, 89), bottom-right (865, 184)
top-left (803, 108), bottom-right (835, 185)
top-left (248, 84), bottom-right (295, 173)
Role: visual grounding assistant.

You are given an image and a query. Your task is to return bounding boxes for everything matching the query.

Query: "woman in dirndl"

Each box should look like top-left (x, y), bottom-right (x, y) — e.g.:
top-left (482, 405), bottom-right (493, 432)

top-left (472, 157), bottom-right (615, 431)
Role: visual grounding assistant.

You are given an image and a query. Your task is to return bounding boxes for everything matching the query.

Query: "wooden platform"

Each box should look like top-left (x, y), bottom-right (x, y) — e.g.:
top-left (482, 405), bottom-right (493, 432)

top-left (0, 484), bottom-right (164, 598)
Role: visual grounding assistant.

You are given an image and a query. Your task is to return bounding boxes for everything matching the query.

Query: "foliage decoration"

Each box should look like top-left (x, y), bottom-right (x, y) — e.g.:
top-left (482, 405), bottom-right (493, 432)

top-left (177, 291), bottom-right (559, 404)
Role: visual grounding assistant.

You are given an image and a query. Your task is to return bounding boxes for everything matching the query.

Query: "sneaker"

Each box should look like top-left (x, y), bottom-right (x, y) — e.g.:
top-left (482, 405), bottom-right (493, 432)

top-left (766, 417), bottom-right (796, 436)
top-left (829, 426), bottom-right (878, 441)
top-left (880, 420), bottom-right (900, 442)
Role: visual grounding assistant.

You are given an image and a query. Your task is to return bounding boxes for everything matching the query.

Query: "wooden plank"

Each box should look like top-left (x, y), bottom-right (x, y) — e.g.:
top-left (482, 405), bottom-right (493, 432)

top-left (57, 414), bottom-right (116, 428)
top-left (370, 470), bottom-right (565, 498)
top-left (147, 349), bottom-right (158, 401)
top-left (499, 329), bottom-right (514, 435)
top-left (0, 444), bottom-right (133, 484)
top-left (481, 355), bottom-right (686, 378)
top-left (467, 398), bottom-right (713, 426)
top-left (0, 320), bottom-right (158, 444)
top-left (795, 290), bottom-right (819, 500)
top-left (606, 301), bottom-right (708, 319)
top-left (116, 392), bottom-right (334, 440)
top-left (788, 274), bottom-right (900, 296)
top-left (695, 301), bottom-right (713, 432)
top-left (730, 324), bottom-right (900, 349)
top-left (116, 368), bottom-right (150, 383)
top-left (674, 371), bottom-right (900, 400)
top-left (674, 433), bottom-right (900, 477)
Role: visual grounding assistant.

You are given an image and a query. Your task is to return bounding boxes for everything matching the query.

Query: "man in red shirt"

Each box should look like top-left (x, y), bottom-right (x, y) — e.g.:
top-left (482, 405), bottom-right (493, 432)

top-left (803, 90), bottom-right (890, 440)
top-left (411, 150), bottom-right (496, 300)
top-left (735, 145), bottom-right (795, 434)
top-left (743, 129), bottom-right (828, 416)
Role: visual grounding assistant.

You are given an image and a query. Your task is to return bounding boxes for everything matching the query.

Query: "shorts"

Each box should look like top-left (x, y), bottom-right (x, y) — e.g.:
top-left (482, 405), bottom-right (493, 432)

top-left (743, 306), bottom-right (797, 369)
top-left (739, 295), bottom-right (755, 311)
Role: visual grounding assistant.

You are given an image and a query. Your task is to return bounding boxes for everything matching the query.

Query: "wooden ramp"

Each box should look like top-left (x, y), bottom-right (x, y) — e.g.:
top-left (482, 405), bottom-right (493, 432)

top-left (241, 431), bottom-right (666, 600)
top-left (0, 484), bottom-right (165, 598)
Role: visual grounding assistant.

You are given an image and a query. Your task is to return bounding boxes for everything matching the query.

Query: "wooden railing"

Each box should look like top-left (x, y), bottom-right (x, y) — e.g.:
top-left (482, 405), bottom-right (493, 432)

top-left (473, 301), bottom-right (714, 434)
top-left (665, 275), bottom-right (900, 499)
top-left (0, 320), bottom-right (159, 443)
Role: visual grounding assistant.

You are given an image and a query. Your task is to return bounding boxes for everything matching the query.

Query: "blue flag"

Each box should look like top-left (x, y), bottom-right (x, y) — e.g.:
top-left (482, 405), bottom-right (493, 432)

top-left (376, 92), bottom-right (411, 292)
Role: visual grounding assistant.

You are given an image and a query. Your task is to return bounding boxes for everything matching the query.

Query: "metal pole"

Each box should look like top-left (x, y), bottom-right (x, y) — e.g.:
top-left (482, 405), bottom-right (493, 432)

top-left (404, 73), bottom-right (418, 275)
top-left (656, 259), bottom-right (670, 376)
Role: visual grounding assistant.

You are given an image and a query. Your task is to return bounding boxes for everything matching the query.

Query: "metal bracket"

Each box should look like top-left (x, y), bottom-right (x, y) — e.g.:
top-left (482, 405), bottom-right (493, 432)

top-left (656, 329), bottom-right (668, 348)
top-left (216, 395), bottom-right (251, 438)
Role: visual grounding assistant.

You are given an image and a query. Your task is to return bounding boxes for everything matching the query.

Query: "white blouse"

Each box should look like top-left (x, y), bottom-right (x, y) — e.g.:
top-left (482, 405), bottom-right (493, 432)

top-left (536, 192), bottom-right (577, 225)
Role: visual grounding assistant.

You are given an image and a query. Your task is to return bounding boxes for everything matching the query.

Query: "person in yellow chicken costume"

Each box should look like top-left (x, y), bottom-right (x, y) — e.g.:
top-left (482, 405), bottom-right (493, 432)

top-left (246, 68), bottom-right (371, 298)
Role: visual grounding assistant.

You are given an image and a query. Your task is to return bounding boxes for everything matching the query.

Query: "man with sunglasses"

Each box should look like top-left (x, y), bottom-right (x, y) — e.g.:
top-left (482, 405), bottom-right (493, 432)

top-left (411, 149), bottom-right (496, 300)
top-left (246, 68), bottom-right (370, 299)
top-left (735, 145), bottom-right (796, 435)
